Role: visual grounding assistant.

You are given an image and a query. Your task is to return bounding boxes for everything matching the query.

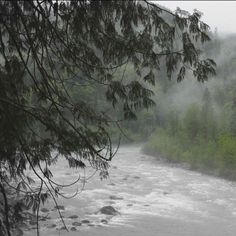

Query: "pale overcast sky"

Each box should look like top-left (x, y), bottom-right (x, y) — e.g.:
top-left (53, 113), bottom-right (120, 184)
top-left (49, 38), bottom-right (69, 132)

top-left (158, 1), bottom-right (236, 35)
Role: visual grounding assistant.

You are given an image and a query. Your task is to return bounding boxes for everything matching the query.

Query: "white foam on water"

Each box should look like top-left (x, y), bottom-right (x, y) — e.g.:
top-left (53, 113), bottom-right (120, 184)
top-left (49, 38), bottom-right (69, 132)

top-left (25, 146), bottom-right (236, 236)
top-left (95, 189), bottom-right (206, 222)
top-left (214, 198), bottom-right (229, 206)
top-left (231, 211), bottom-right (236, 217)
top-left (82, 188), bottom-right (113, 196)
top-left (187, 182), bottom-right (213, 196)
top-left (109, 218), bottom-right (135, 228)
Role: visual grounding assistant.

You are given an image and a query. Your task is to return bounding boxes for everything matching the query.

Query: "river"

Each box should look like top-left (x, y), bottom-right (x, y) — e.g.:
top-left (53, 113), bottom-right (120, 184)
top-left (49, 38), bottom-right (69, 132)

top-left (25, 145), bottom-right (236, 236)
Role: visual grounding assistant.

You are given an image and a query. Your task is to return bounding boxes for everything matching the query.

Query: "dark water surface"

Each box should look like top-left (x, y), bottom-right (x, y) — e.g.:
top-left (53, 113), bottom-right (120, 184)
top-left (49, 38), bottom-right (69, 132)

top-left (25, 145), bottom-right (236, 236)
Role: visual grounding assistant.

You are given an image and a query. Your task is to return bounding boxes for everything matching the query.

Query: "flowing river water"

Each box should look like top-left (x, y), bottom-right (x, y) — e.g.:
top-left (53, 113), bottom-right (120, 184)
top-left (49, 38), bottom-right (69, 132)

top-left (25, 145), bottom-right (236, 236)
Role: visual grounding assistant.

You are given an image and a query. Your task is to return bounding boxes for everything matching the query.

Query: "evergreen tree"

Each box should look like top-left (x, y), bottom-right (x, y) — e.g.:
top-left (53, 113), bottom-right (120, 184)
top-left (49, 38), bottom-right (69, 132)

top-left (184, 104), bottom-right (200, 141)
top-left (0, 1), bottom-right (216, 235)
top-left (229, 96), bottom-right (236, 136)
top-left (201, 88), bottom-right (216, 141)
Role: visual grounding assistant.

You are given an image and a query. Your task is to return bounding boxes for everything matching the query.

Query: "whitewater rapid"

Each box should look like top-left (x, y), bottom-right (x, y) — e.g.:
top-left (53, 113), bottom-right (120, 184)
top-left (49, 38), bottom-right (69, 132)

top-left (25, 145), bottom-right (236, 236)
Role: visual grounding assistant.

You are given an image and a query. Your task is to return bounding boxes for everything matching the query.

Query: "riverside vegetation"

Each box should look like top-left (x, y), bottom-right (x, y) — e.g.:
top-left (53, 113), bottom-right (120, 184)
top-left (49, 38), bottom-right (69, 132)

top-left (101, 31), bottom-right (236, 181)
top-left (0, 1), bottom-right (216, 235)
top-left (64, 19), bottom-right (236, 181)
top-left (140, 34), bottom-right (236, 180)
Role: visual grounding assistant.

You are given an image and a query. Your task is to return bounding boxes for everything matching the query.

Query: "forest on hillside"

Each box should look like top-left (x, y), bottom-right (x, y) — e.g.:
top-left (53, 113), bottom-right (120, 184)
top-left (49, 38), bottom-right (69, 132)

top-left (65, 30), bottom-right (236, 180)
top-left (136, 34), bottom-right (236, 180)
top-left (0, 1), bottom-right (230, 235)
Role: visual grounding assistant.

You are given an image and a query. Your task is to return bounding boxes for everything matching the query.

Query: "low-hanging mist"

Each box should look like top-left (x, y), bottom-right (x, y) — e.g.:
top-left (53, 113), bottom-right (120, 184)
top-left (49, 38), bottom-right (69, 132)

top-left (139, 33), bottom-right (236, 180)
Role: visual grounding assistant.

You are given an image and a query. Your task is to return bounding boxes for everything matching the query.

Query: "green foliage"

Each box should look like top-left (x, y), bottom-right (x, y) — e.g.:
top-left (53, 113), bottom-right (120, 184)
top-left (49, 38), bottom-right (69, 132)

top-left (0, 1), bottom-right (215, 234)
top-left (183, 104), bottom-right (201, 141)
top-left (218, 135), bottom-right (236, 169)
top-left (144, 44), bottom-right (236, 180)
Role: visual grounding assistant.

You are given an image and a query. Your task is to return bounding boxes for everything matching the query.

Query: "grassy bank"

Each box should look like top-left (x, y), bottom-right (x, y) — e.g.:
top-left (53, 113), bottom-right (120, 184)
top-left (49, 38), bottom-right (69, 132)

top-left (143, 128), bottom-right (236, 181)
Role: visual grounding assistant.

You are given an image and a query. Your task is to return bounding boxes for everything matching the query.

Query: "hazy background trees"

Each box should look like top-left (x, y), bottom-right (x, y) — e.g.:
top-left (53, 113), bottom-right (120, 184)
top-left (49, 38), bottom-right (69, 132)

top-left (144, 33), bottom-right (236, 180)
top-left (0, 1), bottom-right (216, 235)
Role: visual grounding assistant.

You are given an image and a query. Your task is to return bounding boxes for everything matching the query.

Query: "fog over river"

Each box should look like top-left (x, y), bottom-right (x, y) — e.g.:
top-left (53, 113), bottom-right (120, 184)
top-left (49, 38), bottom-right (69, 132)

top-left (26, 145), bottom-right (236, 236)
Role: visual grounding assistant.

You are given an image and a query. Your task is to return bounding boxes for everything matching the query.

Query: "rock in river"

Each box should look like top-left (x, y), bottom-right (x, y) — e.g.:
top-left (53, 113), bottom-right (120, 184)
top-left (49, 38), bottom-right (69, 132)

top-left (41, 208), bottom-right (49, 213)
top-left (54, 205), bottom-right (65, 210)
top-left (109, 195), bottom-right (123, 200)
top-left (99, 206), bottom-right (119, 216)
top-left (68, 215), bottom-right (79, 219)
top-left (72, 222), bottom-right (82, 226)
top-left (70, 227), bottom-right (77, 231)
top-left (101, 219), bottom-right (108, 224)
top-left (133, 176), bottom-right (140, 179)
top-left (47, 224), bottom-right (57, 229)
top-left (81, 219), bottom-right (90, 224)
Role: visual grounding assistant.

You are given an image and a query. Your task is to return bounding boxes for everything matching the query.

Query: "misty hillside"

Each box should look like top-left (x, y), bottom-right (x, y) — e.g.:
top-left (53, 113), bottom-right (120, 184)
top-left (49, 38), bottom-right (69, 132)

top-left (2, 1), bottom-right (236, 236)
top-left (141, 34), bottom-right (236, 180)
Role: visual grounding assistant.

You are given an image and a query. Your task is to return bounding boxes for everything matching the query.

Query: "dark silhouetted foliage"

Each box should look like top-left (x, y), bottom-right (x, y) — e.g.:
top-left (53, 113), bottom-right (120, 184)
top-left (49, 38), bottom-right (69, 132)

top-left (0, 1), bottom-right (215, 235)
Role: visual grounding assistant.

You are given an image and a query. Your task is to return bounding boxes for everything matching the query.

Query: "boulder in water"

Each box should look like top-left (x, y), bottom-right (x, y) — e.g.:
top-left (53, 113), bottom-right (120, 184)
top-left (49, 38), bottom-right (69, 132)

top-left (88, 223), bottom-right (95, 227)
top-left (29, 221), bottom-right (37, 225)
top-left (72, 222), bottom-right (81, 226)
top-left (101, 219), bottom-right (108, 224)
top-left (81, 219), bottom-right (90, 224)
top-left (54, 205), bottom-right (65, 210)
top-left (109, 195), bottom-right (123, 200)
top-left (41, 208), bottom-right (49, 213)
top-left (99, 206), bottom-right (119, 215)
top-left (134, 176), bottom-right (140, 179)
top-left (71, 227), bottom-right (77, 231)
top-left (47, 224), bottom-right (56, 229)
top-left (68, 215), bottom-right (78, 219)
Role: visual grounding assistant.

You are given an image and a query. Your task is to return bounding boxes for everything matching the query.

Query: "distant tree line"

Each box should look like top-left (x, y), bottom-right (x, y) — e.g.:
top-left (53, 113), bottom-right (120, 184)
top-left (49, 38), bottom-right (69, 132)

top-left (0, 1), bottom-right (215, 235)
top-left (144, 34), bottom-right (236, 180)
